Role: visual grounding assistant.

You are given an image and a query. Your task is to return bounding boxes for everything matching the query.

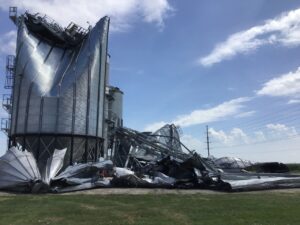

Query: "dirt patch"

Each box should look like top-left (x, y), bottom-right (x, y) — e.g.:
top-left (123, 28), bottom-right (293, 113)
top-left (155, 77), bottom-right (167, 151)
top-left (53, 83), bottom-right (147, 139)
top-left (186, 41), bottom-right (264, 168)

top-left (0, 191), bottom-right (17, 196)
top-left (37, 217), bottom-right (63, 224)
top-left (80, 203), bottom-right (98, 210)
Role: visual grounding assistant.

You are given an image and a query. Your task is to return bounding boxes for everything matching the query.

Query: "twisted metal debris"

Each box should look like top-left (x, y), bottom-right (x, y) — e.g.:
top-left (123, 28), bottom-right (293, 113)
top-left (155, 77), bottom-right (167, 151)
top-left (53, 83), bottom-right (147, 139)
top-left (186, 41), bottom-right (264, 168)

top-left (0, 9), bottom-right (300, 193)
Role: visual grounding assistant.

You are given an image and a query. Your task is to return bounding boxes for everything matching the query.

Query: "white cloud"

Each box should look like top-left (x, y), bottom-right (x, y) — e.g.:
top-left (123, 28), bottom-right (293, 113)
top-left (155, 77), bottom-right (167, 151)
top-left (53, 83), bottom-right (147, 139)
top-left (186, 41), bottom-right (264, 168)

top-left (199, 8), bottom-right (300, 66)
top-left (144, 97), bottom-right (251, 131)
top-left (0, 30), bottom-right (17, 55)
top-left (235, 110), bottom-right (256, 118)
top-left (254, 131), bottom-right (266, 142)
top-left (180, 134), bottom-right (204, 152)
top-left (266, 123), bottom-right (297, 138)
top-left (209, 123), bottom-right (297, 147)
top-left (172, 97), bottom-right (251, 127)
top-left (288, 99), bottom-right (300, 104)
top-left (170, 126), bottom-right (300, 163)
top-left (209, 127), bottom-right (249, 146)
top-left (256, 67), bottom-right (300, 98)
top-left (0, 0), bottom-right (173, 31)
top-left (144, 121), bottom-right (166, 132)
top-left (138, 0), bottom-right (173, 28)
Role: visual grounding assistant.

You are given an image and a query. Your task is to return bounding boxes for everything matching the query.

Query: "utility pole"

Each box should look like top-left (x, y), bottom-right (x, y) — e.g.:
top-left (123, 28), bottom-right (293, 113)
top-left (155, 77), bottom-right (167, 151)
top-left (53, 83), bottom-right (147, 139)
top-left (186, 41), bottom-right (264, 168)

top-left (206, 125), bottom-right (210, 157)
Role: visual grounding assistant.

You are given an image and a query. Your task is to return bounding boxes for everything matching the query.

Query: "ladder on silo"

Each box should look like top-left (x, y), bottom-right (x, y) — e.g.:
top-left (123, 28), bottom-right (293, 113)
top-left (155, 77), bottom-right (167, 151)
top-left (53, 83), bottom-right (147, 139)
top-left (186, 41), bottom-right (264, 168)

top-left (4, 55), bottom-right (15, 89)
top-left (9, 7), bottom-right (17, 24)
top-left (1, 55), bottom-right (15, 135)
top-left (1, 118), bottom-right (11, 135)
top-left (2, 94), bottom-right (12, 114)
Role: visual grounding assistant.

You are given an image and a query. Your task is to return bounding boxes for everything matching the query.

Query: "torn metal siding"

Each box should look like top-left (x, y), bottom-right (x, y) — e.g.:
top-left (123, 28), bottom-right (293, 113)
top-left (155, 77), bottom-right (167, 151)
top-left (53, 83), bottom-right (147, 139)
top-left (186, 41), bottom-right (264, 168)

top-left (11, 14), bottom-right (109, 136)
top-left (0, 147), bottom-right (41, 191)
top-left (9, 13), bottom-right (110, 167)
top-left (0, 147), bottom-right (66, 192)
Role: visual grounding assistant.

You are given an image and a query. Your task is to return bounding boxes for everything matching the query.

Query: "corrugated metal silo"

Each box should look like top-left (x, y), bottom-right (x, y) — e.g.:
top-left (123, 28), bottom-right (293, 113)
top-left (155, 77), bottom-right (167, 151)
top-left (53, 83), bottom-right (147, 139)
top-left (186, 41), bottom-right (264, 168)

top-left (9, 12), bottom-right (111, 169)
top-left (107, 86), bottom-right (123, 127)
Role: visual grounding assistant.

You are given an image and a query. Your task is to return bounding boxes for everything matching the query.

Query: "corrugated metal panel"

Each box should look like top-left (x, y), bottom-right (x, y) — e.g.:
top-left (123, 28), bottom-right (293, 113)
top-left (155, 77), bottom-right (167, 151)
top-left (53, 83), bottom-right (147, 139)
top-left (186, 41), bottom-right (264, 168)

top-left (26, 92), bottom-right (41, 133)
top-left (58, 88), bottom-right (73, 134)
top-left (41, 97), bottom-right (57, 132)
top-left (11, 15), bottom-right (110, 139)
top-left (74, 70), bottom-right (88, 135)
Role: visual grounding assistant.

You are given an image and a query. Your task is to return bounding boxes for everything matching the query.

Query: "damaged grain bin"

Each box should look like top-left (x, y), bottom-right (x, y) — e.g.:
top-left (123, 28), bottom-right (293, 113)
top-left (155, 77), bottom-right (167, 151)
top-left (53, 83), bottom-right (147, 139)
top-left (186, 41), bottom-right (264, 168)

top-left (6, 10), bottom-right (123, 170)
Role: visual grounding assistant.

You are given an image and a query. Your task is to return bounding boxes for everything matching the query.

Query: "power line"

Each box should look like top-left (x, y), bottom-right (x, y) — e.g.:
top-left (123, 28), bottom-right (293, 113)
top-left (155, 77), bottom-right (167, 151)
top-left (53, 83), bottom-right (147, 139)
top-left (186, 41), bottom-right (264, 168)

top-left (223, 146), bottom-right (300, 155)
top-left (218, 108), bottom-right (300, 132)
top-left (224, 117), bottom-right (300, 133)
top-left (231, 112), bottom-right (300, 130)
top-left (212, 133), bottom-right (300, 149)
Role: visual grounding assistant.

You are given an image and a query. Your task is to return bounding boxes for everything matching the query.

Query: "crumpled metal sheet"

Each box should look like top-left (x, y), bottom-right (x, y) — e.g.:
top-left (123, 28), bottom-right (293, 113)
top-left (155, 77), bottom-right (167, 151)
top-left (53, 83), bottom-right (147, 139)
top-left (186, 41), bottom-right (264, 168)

top-left (1, 146), bottom-right (300, 192)
top-left (1, 125), bottom-right (300, 193)
top-left (143, 172), bottom-right (176, 185)
top-left (222, 173), bottom-right (300, 191)
top-left (113, 168), bottom-right (175, 187)
top-left (52, 160), bottom-right (113, 181)
top-left (0, 147), bottom-right (41, 191)
top-left (0, 147), bottom-right (68, 192)
top-left (114, 167), bottom-right (135, 177)
top-left (214, 157), bottom-right (252, 170)
top-left (51, 160), bottom-right (113, 192)
top-left (52, 179), bottom-right (111, 193)
top-left (42, 148), bottom-right (67, 185)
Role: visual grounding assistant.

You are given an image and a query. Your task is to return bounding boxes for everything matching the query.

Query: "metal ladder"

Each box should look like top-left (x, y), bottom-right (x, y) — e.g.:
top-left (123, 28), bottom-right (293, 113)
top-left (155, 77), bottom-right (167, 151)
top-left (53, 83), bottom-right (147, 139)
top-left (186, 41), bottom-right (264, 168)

top-left (1, 55), bottom-right (15, 135)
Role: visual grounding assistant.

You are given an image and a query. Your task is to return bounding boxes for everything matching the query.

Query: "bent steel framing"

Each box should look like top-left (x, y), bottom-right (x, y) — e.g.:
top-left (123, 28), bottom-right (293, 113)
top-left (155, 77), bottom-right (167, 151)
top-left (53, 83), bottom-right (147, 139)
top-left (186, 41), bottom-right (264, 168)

top-left (8, 12), bottom-right (111, 169)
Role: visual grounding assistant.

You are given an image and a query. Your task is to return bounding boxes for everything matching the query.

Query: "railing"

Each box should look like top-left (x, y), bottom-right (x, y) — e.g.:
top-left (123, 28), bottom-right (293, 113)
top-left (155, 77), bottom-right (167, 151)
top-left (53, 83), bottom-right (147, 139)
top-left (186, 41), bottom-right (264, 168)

top-left (4, 55), bottom-right (15, 89)
top-left (2, 54), bottom-right (15, 135)
top-left (9, 6), bottom-right (17, 24)
top-left (2, 94), bottom-right (12, 114)
top-left (66, 22), bottom-right (88, 36)
top-left (1, 118), bottom-right (10, 134)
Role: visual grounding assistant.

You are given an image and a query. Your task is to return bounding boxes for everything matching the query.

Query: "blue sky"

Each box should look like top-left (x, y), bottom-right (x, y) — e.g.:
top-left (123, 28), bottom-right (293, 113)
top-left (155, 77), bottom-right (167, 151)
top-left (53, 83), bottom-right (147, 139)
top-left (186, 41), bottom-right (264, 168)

top-left (0, 0), bottom-right (300, 162)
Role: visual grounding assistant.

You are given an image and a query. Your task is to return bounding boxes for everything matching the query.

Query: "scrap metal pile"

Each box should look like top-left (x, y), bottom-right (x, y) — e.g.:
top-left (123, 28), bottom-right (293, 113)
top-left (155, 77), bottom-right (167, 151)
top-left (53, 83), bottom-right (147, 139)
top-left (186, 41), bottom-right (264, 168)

top-left (1, 124), bottom-right (300, 193)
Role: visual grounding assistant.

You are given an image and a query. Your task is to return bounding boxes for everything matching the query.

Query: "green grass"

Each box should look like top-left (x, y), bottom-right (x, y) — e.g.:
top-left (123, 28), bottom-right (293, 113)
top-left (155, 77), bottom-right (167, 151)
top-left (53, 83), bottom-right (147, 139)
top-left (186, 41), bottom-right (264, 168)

top-left (0, 192), bottom-right (300, 225)
top-left (287, 163), bottom-right (300, 173)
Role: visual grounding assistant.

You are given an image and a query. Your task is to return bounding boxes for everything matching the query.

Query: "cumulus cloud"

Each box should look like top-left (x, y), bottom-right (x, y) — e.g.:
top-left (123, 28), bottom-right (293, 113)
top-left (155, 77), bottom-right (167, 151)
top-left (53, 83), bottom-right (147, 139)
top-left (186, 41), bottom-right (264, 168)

top-left (0, 0), bottom-right (173, 31)
top-left (144, 121), bottom-right (167, 132)
top-left (256, 67), bottom-right (300, 98)
top-left (144, 97), bottom-right (251, 131)
top-left (210, 123), bottom-right (297, 147)
top-left (0, 30), bottom-right (17, 55)
top-left (180, 134), bottom-right (204, 152)
top-left (199, 8), bottom-right (300, 66)
top-left (172, 97), bottom-right (251, 127)
top-left (139, 0), bottom-right (173, 27)
top-left (254, 131), bottom-right (266, 142)
top-left (266, 123), bottom-right (297, 138)
top-left (209, 127), bottom-right (249, 146)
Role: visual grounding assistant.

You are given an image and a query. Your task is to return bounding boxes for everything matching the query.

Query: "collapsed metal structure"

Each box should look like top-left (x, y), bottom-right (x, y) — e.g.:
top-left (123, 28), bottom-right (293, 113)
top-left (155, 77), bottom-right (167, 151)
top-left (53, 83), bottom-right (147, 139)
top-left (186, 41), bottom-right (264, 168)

top-left (1, 8), bottom-right (300, 193)
top-left (3, 9), bottom-right (123, 171)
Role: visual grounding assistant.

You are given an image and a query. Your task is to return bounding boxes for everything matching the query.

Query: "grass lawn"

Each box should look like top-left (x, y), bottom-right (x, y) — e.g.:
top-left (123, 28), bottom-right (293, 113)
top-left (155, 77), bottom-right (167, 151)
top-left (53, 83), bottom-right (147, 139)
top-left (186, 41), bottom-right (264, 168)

top-left (287, 164), bottom-right (300, 173)
top-left (0, 191), bottom-right (300, 225)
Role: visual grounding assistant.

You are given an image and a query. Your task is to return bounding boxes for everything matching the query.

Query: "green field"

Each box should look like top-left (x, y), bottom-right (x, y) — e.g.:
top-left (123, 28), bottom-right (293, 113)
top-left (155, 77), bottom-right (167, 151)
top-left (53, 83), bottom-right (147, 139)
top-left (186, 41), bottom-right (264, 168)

top-left (0, 191), bottom-right (300, 225)
top-left (287, 164), bottom-right (300, 173)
